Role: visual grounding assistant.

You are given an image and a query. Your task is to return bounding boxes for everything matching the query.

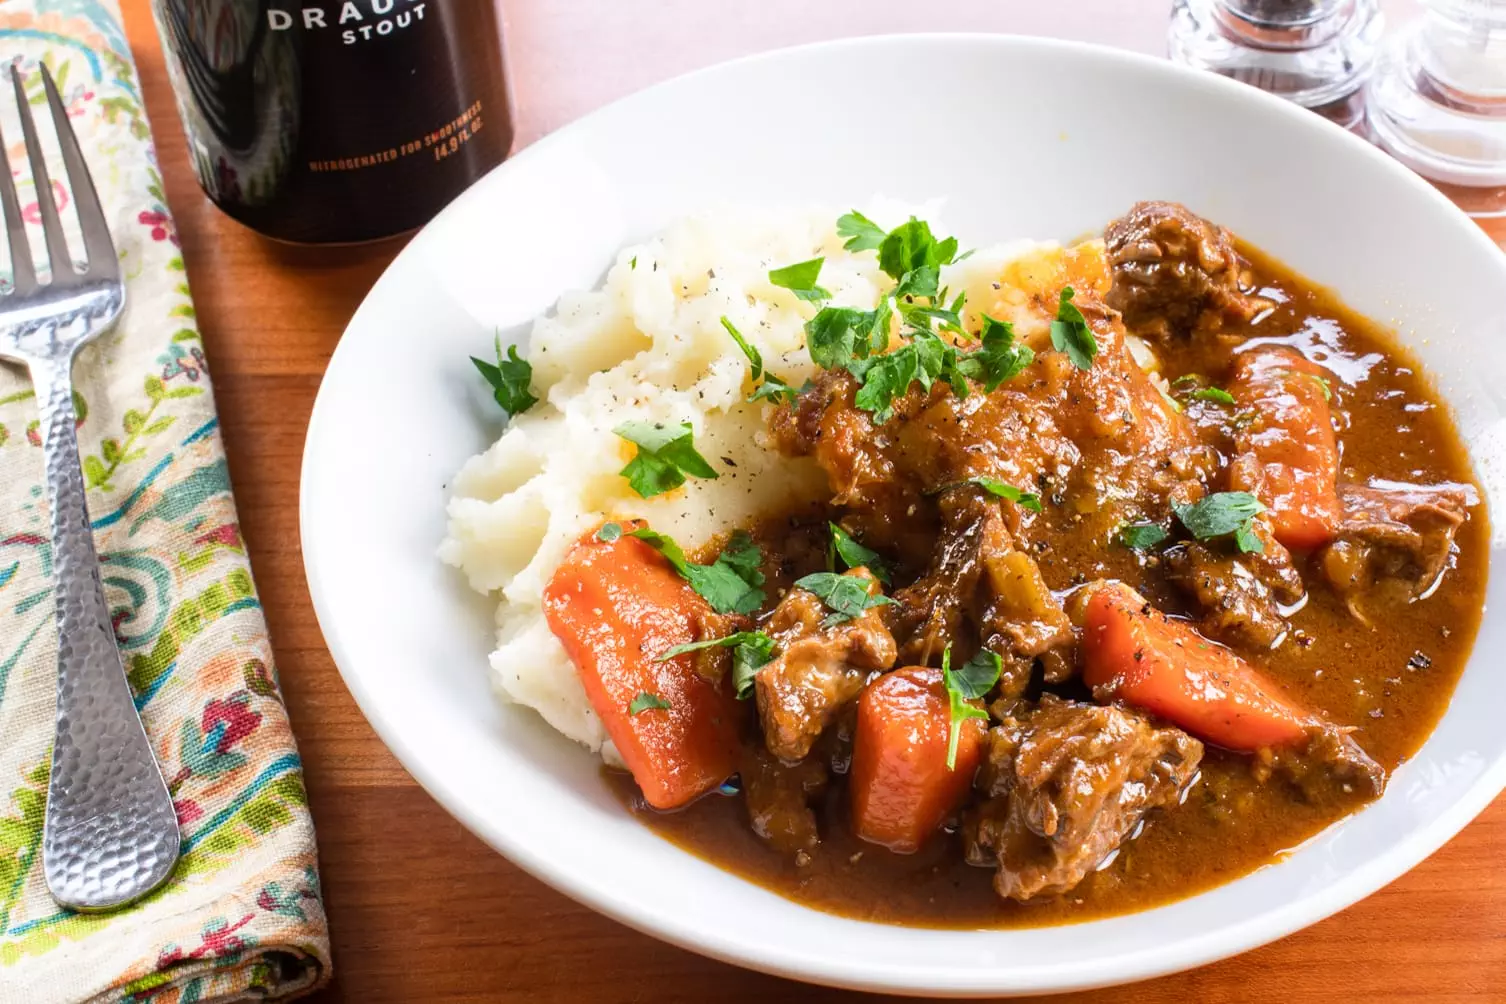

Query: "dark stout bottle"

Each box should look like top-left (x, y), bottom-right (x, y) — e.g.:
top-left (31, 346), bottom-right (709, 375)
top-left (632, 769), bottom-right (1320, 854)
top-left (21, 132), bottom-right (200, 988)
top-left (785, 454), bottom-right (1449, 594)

top-left (149, 0), bottom-right (512, 244)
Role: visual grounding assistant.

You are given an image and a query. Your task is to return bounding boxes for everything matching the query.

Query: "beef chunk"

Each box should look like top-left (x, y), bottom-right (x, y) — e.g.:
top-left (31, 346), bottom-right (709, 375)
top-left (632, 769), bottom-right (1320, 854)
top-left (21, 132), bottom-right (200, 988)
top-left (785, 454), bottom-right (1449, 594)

top-left (1105, 201), bottom-right (1265, 340)
top-left (892, 493), bottom-right (1074, 698)
top-left (1165, 520), bottom-right (1305, 650)
top-left (1318, 482), bottom-right (1473, 620)
top-left (755, 568), bottom-right (897, 761)
top-left (976, 521), bottom-right (1076, 661)
top-left (1254, 724), bottom-right (1385, 799)
top-left (963, 695), bottom-right (1203, 901)
top-left (740, 746), bottom-right (830, 857)
top-left (891, 493), bottom-right (1009, 664)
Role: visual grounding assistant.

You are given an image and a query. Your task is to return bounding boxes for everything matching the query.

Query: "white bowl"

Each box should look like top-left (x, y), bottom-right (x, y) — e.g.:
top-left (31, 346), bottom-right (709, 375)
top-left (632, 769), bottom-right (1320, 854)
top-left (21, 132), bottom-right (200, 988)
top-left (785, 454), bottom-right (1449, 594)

top-left (300, 35), bottom-right (1506, 996)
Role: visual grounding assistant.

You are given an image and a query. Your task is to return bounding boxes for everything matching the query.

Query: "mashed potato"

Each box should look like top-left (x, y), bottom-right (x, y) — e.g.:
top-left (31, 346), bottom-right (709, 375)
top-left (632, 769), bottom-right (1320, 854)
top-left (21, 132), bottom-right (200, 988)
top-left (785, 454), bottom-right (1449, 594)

top-left (439, 205), bottom-right (1070, 755)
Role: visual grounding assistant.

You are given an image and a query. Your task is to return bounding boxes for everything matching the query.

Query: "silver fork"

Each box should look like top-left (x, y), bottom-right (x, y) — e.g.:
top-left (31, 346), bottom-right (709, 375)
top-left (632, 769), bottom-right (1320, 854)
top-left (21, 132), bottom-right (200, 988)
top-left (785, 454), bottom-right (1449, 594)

top-left (0, 65), bottom-right (180, 910)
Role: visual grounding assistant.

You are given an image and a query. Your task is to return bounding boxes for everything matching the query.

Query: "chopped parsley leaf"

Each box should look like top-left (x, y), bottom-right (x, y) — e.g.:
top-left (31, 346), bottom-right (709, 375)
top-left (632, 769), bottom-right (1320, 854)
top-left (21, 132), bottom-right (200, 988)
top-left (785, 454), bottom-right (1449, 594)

top-left (942, 645), bottom-right (999, 770)
top-left (748, 373), bottom-right (798, 405)
top-left (768, 257), bottom-right (831, 303)
top-left (828, 522), bottom-right (892, 584)
top-left (851, 328), bottom-right (965, 422)
top-left (793, 571), bottom-right (897, 628)
top-left (898, 298), bottom-right (963, 334)
top-left (1117, 522), bottom-right (1169, 550)
top-left (614, 420), bottom-right (719, 498)
top-left (1173, 492), bottom-right (1266, 554)
top-left (722, 315), bottom-right (798, 405)
top-left (1049, 287), bottom-right (1097, 371)
top-left (893, 264), bottom-right (940, 300)
top-left (596, 522), bottom-right (624, 542)
top-left (470, 335), bottom-right (538, 418)
top-left (657, 631), bottom-right (776, 700)
top-left (628, 526), bottom-right (766, 614)
top-left (1191, 387), bottom-right (1236, 406)
top-left (878, 218), bottom-right (959, 281)
top-left (957, 314), bottom-right (1034, 391)
top-left (628, 691), bottom-right (670, 715)
top-left (721, 315), bottom-right (764, 379)
top-left (836, 209), bottom-right (887, 252)
top-left (967, 476), bottom-right (1044, 512)
top-left (805, 302), bottom-right (891, 371)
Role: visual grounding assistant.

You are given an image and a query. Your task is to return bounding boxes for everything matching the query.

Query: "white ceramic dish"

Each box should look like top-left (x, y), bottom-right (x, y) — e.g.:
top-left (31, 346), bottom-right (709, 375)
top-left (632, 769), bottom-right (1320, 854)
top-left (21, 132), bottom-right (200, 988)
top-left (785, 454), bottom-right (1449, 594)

top-left (301, 35), bottom-right (1506, 996)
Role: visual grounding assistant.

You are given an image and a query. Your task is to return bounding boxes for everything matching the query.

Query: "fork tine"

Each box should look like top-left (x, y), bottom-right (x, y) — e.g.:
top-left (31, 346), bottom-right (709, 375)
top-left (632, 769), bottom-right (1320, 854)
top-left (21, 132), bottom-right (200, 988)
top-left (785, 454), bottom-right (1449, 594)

top-left (11, 66), bottom-right (74, 285)
top-left (0, 85), bottom-right (34, 292)
top-left (39, 64), bottom-right (114, 279)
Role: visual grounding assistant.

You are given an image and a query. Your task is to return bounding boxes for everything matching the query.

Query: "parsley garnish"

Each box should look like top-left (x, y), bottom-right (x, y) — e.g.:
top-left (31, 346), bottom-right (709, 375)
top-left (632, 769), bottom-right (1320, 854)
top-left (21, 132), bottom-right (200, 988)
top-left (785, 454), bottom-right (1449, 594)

top-left (470, 336), bottom-right (538, 418)
top-left (836, 210), bottom-right (887, 252)
top-left (722, 316), bottom-right (763, 377)
top-left (657, 631), bottom-right (776, 699)
top-left (628, 691), bottom-right (670, 715)
top-left (1117, 522), bottom-right (1169, 550)
top-left (809, 213), bottom-right (1044, 424)
top-left (596, 522), bottom-right (624, 542)
top-left (898, 290), bottom-right (966, 334)
top-left (1049, 287), bottom-right (1097, 371)
top-left (769, 257), bottom-right (831, 303)
top-left (878, 218), bottom-right (960, 286)
top-left (614, 421), bottom-right (718, 498)
top-left (805, 302), bottom-right (892, 370)
top-left (630, 255), bottom-right (637, 270)
top-left (793, 571), bottom-right (897, 628)
top-left (1173, 492), bottom-right (1266, 554)
top-left (851, 329), bottom-right (955, 422)
top-left (956, 315), bottom-right (1034, 391)
top-left (828, 523), bottom-right (891, 584)
top-left (721, 316), bottom-right (797, 405)
top-left (628, 527), bottom-right (766, 614)
top-left (1191, 387), bottom-right (1236, 406)
top-left (748, 373), bottom-right (798, 404)
top-left (942, 646), bottom-right (999, 770)
top-left (967, 476), bottom-right (1044, 512)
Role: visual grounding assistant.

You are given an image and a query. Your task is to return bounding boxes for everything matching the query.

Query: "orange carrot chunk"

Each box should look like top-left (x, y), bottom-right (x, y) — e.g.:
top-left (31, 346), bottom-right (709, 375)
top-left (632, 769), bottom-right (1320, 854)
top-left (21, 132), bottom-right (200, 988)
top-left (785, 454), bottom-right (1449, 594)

top-left (1081, 582), bottom-right (1312, 751)
top-left (543, 523), bottom-right (738, 810)
top-left (850, 666), bottom-right (986, 853)
top-left (1228, 346), bottom-right (1341, 550)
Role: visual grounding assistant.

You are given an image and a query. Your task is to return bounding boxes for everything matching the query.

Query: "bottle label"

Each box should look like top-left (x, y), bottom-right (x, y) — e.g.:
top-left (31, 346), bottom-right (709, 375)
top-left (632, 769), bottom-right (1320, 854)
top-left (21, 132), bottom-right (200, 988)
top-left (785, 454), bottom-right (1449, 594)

top-left (307, 100), bottom-right (487, 172)
top-left (266, 1), bottom-right (430, 46)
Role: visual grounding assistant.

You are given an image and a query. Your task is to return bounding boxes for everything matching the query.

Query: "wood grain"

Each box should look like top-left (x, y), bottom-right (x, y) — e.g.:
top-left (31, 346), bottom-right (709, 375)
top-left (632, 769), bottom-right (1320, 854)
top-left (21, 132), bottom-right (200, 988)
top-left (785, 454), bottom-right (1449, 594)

top-left (112, 1), bottom-right (1506, 1001)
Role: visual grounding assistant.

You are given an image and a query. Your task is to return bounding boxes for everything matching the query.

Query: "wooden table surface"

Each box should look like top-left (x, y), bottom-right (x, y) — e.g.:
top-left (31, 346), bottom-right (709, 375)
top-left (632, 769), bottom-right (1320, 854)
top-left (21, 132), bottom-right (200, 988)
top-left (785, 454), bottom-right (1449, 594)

top-left (114, 1), bottom-right (1506, 1001)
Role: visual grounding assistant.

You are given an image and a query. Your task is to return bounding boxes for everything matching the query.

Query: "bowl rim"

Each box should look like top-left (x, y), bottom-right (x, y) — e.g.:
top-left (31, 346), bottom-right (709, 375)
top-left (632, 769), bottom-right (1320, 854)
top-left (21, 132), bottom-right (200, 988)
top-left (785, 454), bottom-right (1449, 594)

top-left (301, 31), bottom-right (1506, 995)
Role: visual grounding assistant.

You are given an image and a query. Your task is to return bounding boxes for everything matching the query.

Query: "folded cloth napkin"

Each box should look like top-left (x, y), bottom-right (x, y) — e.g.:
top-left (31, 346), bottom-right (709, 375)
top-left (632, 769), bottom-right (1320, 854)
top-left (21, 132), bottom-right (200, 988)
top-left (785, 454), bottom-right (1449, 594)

top-left (0, 2), bottom-right (331, 1001)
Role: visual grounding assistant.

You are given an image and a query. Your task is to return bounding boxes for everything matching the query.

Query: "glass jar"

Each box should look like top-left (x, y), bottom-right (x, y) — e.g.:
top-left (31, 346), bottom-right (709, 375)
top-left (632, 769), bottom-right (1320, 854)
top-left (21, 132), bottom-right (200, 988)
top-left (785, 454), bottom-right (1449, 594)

top-left (1367, 0), bottom-right (1506, 244)
top-left (1170, 0), bottom-right (1384, 131)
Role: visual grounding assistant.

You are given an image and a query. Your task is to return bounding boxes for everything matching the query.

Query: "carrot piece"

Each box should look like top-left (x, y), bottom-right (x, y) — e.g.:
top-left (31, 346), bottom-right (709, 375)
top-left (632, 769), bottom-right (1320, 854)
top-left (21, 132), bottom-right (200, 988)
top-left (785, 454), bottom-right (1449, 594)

top-left (850, 666), bottom-right (986, 853)
top-left (1228, 346), bottom-right (1341, 550)
top-left (543, 523), bottom-right (738, 810)
top-left (1081, 582), bottom-right (1312, 750)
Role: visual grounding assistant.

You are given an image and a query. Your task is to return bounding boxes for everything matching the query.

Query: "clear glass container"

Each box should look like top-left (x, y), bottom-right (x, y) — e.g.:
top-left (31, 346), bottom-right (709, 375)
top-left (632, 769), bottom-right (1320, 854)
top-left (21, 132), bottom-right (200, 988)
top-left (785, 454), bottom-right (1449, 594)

top-left (1171, 0), bottom-right (1384, 131)
top-left (1367, 0), bottom-right (1506, 242)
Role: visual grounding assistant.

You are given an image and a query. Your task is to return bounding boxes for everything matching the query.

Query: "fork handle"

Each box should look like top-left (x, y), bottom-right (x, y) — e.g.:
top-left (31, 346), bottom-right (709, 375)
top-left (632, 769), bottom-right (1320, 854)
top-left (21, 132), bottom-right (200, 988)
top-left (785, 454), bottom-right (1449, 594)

top-left (31, 355), bottom-right (181, 911)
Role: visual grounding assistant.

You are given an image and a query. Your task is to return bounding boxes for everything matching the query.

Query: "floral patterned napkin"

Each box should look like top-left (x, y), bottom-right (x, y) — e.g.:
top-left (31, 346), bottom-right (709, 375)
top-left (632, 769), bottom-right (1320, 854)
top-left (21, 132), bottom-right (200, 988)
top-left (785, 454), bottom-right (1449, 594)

top-left (0, 2), bottom-right (330, 1002)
